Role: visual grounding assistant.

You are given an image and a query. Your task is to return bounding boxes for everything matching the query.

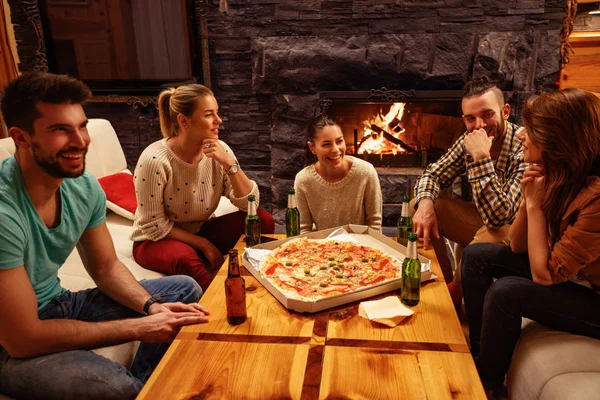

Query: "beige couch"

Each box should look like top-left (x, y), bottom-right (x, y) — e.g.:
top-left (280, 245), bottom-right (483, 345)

top-left (0, 119), bottom-right (237, 399)
top-left (507, 319), bottom-right (600, 399)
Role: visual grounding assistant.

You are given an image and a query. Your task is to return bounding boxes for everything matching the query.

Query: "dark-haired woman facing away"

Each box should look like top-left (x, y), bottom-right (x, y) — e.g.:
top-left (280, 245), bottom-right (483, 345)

top-left (461, 88), bottom-right (600, 397)
top-left (293, 116), bottom-right (382, 234)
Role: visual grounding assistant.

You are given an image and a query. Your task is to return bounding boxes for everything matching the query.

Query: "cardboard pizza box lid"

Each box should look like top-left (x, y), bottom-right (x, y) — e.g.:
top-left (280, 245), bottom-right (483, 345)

top-left (241, 225), bottom-right (433, 313)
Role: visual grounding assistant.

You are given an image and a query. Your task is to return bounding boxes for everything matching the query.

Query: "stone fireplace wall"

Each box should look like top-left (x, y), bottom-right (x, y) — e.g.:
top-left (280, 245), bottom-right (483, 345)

top-left (7, 0), bottom-right (568, 225)
top-left (207, 0), bottom-right (566, 224)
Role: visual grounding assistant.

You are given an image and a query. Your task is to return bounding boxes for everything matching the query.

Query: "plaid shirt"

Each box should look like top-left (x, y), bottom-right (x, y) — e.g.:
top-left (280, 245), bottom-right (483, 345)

top-left (414, 122), bottom-right (528, 229)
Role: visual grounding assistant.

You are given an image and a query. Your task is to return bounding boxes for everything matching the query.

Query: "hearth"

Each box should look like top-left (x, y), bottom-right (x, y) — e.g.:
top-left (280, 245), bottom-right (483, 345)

top-left (319, 88), bottom-right (465, 168)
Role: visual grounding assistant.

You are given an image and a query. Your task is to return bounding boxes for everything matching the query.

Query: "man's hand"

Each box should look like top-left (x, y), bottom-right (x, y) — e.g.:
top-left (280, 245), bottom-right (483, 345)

top-left (464, 128), bottom-right (494, 161)
top-left (148, 301), bottom-right (210, 316)
top-left (134, 311), bottom-right (209, 343)
top-left (412, 198), bottom-right (440, 250)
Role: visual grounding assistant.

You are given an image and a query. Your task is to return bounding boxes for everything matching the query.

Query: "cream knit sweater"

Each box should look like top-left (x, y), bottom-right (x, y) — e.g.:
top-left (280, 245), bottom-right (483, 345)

top-left (294, 156), bottom-right (382, 234)
top-left (130, 139), bottom-right (258, 242)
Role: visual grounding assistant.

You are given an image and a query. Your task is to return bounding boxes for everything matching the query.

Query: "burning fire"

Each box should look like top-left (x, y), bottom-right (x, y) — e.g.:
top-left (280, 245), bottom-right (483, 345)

top-left (358, 102), bottom-right (409, 155)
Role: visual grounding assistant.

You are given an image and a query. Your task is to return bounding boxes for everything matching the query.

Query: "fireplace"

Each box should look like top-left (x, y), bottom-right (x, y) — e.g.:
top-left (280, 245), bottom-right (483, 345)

top-left (320, 89), bottom-right (465, 168)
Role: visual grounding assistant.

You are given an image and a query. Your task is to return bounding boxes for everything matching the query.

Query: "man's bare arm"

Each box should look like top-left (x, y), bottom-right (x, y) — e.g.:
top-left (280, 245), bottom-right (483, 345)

top-left (76, 222), bottom-right (154, 313)
top-left (0, 267), bottom-right (207, 358)
top-left (78, 222), bottom-right (208, 315)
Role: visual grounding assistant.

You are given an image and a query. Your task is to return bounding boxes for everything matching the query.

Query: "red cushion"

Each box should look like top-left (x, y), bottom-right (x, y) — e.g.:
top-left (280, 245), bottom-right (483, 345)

top-left (98, 172), bottom-right (137, 214)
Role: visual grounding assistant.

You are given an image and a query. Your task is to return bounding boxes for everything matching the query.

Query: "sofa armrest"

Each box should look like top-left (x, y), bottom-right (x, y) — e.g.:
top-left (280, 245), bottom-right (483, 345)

top-left (214, 196), bottom-right (240, 217)
top-left (85, 119), bottom-right (128, 179)
top-left (507, 320), bottom-right (600, 400)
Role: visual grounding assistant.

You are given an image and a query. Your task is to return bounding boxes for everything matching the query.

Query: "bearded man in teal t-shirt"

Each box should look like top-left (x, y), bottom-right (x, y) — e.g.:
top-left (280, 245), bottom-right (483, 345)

top-left (0, 72), bottom-right (209, 400)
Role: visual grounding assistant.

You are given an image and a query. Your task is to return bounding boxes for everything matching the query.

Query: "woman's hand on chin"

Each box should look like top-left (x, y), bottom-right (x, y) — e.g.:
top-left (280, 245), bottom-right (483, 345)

top-left (202, 138), bottom-right (235, 166)
top-left (523, 176), bottom-right (545, 210)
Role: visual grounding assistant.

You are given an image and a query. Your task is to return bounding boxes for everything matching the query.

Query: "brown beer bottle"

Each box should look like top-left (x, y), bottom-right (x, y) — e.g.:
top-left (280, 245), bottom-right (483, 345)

top-left (225, 249), bottom-right (247, 325)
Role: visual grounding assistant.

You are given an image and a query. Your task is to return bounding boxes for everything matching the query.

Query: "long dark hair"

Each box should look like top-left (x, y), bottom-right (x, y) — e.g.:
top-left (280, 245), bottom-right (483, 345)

top-left (522, 88), bottom-right (600, 246)
top-left (306, 115), bottom-right (339, 165)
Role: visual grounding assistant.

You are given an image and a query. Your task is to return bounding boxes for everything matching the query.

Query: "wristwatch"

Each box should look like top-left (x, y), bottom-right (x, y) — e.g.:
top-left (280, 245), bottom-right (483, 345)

top-left (225, 161), bottom-right (239, 176)
top-left (143, 295), bottom-right (164, 315)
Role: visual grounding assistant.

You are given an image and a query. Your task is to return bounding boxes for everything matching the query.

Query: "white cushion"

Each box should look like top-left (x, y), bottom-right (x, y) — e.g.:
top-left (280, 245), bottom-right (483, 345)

top-left (0, 136), bottom-right (15, 160)
top-left (507, 319), bottom-right (600, 400)
top-left (540, 373), bottom-right (600, 400)
top-left (84, 119), bottom-right (128, 178)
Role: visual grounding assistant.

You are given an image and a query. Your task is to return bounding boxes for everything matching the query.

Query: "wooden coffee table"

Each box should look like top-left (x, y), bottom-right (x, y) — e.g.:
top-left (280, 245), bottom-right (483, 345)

top-left (137, 235), bottom-right (486, 399)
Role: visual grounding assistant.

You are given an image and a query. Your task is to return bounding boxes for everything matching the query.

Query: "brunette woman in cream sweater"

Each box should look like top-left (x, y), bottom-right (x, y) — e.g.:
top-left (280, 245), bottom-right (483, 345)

top-left (294, 116), bottom-right (382, 234)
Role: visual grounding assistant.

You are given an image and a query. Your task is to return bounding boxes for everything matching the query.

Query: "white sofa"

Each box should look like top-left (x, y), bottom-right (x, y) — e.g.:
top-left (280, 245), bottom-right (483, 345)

top-left (507, 319), bottom-right (600, 399)
top-left (0, 119), bottom-right (237, 399)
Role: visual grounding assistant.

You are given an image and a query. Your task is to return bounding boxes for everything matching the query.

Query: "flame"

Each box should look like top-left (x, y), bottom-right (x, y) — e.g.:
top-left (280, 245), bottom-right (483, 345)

top-left (358, 102), bottom-right (407, 155)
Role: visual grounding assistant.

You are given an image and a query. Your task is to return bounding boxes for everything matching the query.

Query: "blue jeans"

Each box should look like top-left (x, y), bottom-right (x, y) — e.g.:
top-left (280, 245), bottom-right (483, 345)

top-left (0, 276), bottom-right (201, 400)
top-left (461, 243), bottom-right (600, 389)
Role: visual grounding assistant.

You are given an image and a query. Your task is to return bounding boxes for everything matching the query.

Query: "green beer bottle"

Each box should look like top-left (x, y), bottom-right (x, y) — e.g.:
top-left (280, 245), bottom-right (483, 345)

top-left (397, 195), bottom-right (413, 247)
top-left (245, 195), bottom-right (261, 247)
top-left (401, 232), bottom-right (421, 306)
top-left (285, 188), bottom-right (300, 238)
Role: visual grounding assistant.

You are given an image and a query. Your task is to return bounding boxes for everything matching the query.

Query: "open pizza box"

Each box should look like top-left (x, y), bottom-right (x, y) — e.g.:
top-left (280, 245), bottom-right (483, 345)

top-left (241, 224), bottom-right (433, 313)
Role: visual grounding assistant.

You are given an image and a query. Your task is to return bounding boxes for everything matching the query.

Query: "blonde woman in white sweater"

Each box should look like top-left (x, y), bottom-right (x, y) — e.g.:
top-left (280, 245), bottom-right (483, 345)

top-left (294, 116), bottom-right (382, 234)
top-left (131, 84), bottom-right (274, 290)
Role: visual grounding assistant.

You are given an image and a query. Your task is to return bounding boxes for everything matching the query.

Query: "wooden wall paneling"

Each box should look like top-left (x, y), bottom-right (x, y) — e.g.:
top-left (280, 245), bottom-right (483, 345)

top-left (45, 0), bottom-right (116, 79)
top-left (106, 0), bottom-right (140, 79)
top-left (560, 34), bottom-right (600, 92)
top-left (180, 0), bottom-right (192, 78)
top-left (0, 0), bottom-right (18, 137)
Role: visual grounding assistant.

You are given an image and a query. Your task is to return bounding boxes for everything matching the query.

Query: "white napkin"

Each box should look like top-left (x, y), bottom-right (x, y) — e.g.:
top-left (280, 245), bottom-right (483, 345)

top-left (358, 296), bottom-right (414, 327)
top-left (243, 248), bottom-right (272, 271)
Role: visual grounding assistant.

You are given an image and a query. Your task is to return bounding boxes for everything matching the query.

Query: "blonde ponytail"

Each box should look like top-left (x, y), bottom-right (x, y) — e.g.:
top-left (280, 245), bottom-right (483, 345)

top-left (158, 88), bottom-right (176, 138)
top-left (157, 84), bottom-right (214, 139)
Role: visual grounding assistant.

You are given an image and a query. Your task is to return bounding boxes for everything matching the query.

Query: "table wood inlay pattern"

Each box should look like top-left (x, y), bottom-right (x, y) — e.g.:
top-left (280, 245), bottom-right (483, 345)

top-left (137, 235), bottom-right (486, 400)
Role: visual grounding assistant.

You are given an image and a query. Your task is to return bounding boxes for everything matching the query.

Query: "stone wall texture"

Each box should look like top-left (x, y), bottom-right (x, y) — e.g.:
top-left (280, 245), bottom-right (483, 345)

top-left (8, 0), bottom-right (567, 225)
top-left (205, 0), bottom-right (566, 223)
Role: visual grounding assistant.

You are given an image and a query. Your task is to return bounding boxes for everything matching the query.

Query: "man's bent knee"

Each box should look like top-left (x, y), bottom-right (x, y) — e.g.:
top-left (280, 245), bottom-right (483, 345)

top-left (0, 350), bottom-right (142, 400)
top-left (471, 224), bottom-right (511, 245)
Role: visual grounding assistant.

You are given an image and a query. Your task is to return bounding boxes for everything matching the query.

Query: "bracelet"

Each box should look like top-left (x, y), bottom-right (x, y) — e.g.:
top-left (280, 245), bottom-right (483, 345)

top-left (143, 295), bottom-right (164, 315)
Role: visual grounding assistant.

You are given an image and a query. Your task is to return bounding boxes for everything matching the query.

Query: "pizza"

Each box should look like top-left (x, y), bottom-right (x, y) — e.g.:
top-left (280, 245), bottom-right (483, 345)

top-left (259, 237), bottom-right (401, 301)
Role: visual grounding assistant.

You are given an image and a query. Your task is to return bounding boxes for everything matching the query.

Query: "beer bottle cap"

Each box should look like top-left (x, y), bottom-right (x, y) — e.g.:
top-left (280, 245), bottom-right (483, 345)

top-left (402, 195), bottom-right (410, 203)
top-left (248, 195), bottom-right (256, 202)
top-left (288, 188), bottom-right (296, 195)
top-left (408, 232), bottom-right (418, 242)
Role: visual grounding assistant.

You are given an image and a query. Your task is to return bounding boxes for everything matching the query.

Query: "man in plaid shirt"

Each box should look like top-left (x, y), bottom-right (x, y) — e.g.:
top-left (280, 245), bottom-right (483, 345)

top-left (412, 78), bottom-right (528, 303)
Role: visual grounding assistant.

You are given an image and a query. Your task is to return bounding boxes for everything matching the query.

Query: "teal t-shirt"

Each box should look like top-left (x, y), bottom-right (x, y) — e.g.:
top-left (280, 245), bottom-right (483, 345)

top-left (0, 157), bottom-right (106, 309)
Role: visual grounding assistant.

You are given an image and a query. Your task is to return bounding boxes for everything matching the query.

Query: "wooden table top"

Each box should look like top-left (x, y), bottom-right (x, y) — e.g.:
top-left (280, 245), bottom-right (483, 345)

top-left (137, 235), bottom-right (486, 400)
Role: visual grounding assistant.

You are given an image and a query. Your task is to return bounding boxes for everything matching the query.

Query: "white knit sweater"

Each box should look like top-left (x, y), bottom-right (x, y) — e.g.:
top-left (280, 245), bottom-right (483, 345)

top-left (130, 139), bottom-right (258, 242)
top-left (294, 156), bottom-right (382, 234)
